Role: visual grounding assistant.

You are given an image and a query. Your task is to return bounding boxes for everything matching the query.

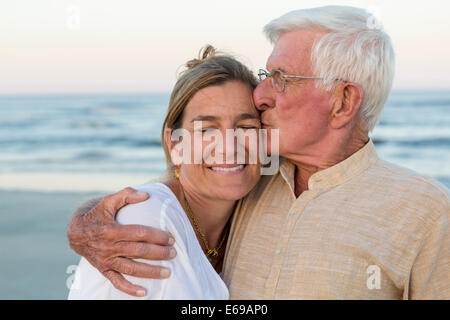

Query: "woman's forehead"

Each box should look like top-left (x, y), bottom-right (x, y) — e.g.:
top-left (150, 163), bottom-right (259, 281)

top-left (183, 82), bottom-right (257, 120)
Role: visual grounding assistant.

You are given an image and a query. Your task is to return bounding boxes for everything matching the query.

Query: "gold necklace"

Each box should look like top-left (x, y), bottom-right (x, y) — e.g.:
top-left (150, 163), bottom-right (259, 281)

top-left (174, 167), bottom-right (228, 260)
top-left (183, 194), bottom-right (229, 260)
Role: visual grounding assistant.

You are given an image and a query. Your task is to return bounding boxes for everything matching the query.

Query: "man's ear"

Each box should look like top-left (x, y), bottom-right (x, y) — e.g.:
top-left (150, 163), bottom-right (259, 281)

top-left (329, 82), bottom-right (363, 129)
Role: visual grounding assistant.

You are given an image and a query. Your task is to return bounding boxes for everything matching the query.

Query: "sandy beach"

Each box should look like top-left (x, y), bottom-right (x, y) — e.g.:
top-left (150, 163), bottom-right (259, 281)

top-left (0, 189), bottom-right (102, 299)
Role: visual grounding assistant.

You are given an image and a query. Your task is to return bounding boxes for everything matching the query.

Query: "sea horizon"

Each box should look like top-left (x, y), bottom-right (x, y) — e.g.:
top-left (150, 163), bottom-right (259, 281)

top-left (2, 88), bottom-right (450, 97)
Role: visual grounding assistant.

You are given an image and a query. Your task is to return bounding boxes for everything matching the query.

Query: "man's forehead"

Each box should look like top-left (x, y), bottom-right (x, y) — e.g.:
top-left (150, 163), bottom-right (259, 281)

top-left (266, 29), bottom-right (327, 71)
top-left (266, 50), bottom-right (297, 72)
top-left (266, 38), bottom-right (309, 72)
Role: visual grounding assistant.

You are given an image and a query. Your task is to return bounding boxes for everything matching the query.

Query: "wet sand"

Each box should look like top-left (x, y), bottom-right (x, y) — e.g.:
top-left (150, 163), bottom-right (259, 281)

top-left (0, 189), bottom-right (102, 299)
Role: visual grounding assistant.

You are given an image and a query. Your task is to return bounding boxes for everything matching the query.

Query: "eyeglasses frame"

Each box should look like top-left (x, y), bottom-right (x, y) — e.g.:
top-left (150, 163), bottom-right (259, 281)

top-left (258, 68), bottom-right (324, 93)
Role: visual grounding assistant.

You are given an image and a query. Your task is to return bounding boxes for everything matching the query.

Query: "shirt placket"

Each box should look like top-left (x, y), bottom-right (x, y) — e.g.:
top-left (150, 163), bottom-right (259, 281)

top-left (263, 189), bottom-right (316, 299)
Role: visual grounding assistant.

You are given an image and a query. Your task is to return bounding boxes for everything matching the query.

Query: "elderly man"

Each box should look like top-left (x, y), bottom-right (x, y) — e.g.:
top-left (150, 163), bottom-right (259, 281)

top-left (67, 6), bottom-right (449, 299)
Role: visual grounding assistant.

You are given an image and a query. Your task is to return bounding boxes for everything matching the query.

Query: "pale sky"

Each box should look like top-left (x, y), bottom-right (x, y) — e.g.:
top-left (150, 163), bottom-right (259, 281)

top-left (1, 0), bottom-right (450, 94)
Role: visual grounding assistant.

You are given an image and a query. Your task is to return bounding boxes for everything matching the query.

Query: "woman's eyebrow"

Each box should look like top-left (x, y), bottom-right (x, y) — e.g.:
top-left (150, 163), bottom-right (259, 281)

top-left (190, 115), bottom-right (219, 123)
top-left (235, 113), bottom-right (260, 122)
top-left (190, 113), bottom-right (259, 124)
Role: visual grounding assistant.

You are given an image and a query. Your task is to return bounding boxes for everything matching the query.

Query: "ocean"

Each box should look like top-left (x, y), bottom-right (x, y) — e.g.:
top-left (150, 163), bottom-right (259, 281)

top-left (0, 93), bottom-right (168, 178)
top-left (1, 91), bottom-right (449, 189)
top-left (0, 91), bottom-right (449, 299)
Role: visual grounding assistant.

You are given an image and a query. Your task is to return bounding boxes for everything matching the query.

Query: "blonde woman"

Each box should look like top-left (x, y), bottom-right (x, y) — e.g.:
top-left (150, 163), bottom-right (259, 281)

top-left (68, 46), bottom-right (262, 299)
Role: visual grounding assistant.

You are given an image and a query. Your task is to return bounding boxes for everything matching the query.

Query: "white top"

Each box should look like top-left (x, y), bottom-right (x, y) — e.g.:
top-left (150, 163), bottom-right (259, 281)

top-left (68, 183), bottom-right (229, 300)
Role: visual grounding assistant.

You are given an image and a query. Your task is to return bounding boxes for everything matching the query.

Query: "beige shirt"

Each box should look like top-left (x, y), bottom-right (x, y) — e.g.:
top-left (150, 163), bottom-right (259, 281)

top-left (222, 140), bottom-right (449, 299)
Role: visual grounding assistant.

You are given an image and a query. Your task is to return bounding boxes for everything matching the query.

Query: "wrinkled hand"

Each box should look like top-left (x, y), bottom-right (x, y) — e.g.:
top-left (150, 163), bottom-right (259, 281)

top-left (67, 187), bottom-right (176, 297)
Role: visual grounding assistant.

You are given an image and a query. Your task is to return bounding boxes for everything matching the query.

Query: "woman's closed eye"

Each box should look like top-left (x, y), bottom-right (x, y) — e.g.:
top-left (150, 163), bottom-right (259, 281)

top-left (237, 122), bottom-right (261, 130)
top-left (198, 127), bottom-right (220, 134)
top-left (238, 125), bottom-right (260, 130)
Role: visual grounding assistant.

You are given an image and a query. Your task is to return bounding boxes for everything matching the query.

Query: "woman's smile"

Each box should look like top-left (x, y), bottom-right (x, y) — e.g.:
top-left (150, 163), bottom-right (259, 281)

top-left (207, 164), bottom-right (247, 175)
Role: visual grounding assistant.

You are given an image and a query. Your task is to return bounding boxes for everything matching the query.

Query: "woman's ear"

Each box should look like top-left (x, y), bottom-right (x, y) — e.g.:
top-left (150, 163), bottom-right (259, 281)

top-left (166, 127), bottom-right (183, 166)
top-left (165, 127), bottom-right (174, 152)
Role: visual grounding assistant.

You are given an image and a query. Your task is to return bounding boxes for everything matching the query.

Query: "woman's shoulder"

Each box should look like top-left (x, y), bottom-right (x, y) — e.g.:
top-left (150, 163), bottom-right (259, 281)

top-left (134, 182), bottom-right (179, 204)
top-left (115, 183), bottom-right (185, 229)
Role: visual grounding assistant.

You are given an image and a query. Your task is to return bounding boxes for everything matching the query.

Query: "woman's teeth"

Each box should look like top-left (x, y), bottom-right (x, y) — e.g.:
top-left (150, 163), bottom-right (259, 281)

top-left (210, 165), bottom-right (244, 172)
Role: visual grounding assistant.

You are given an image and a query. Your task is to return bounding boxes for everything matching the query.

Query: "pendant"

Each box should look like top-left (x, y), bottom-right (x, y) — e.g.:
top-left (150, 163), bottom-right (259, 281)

top-left (206, 248), bottom-right (219, 258)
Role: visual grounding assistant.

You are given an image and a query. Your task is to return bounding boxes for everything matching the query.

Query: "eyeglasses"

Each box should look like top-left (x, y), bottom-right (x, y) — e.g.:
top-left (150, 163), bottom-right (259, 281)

top-left (258, 68), bottom-right (324, 93)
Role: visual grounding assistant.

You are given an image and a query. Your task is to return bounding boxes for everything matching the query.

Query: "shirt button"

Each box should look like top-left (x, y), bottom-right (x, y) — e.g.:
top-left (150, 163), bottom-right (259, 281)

top-left (276, 249), bottom-right (281, 255)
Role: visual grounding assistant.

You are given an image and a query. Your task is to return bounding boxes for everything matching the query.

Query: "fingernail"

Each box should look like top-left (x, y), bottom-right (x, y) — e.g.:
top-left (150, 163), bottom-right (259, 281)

top-left (169, 248), bottom-right (177, 258)
top-left (136, 290), bottom-right (146, 297)
top-left (168, 236), bottom-right (175, 246)
top-left (160, 268), bottom-right (171, 278)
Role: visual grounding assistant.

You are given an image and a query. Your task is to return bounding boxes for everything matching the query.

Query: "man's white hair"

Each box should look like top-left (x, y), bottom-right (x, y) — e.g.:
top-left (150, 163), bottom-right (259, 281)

top-left (264, 5), bottom-right (395, 132)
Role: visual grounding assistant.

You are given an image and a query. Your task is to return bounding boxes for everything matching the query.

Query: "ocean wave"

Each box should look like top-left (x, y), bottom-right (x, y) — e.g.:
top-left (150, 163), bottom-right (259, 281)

top-left (387, 99), bottom-right (450, 107)
top-left (372, 138), bottom-right (387, 145)
top-left (383, 137), bottom-right (450, 147)
top-left (75, 150), bottom-right (110, 160)
top-left (0, 136), bottom-right (162, 148)
top-left (69, 120), bottom-right (118, 128)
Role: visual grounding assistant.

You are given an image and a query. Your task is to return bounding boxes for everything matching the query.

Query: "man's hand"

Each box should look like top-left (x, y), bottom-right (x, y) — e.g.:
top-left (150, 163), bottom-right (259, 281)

top-left (67, 187), bottom-right (176, 297)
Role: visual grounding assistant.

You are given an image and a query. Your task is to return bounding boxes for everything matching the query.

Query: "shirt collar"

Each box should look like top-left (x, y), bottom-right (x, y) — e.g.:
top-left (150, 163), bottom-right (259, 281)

top-left (279, 139), bottom-right (379, 194)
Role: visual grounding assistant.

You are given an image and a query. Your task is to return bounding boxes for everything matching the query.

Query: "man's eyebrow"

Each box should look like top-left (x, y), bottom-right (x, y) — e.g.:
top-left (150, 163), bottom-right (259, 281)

top-left (190, 115), bottom-right (220, 123)
top-left (271, 67), bottom-right (288, 73)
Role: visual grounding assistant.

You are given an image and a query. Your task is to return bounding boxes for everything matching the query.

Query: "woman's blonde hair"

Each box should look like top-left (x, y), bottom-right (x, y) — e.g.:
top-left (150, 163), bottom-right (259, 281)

top-left (161, 45), bottom-right (258, 177)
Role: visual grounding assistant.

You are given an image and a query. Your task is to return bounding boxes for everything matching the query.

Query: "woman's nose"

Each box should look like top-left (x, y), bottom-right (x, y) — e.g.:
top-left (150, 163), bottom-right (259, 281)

top-left (253, 79), bottom-right (275, 112)
top-left (223, 134), bottom-right (237, 161)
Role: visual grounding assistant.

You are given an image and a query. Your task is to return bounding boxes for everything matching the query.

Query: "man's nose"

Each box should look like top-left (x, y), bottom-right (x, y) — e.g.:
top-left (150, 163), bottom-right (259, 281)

top-left (253, 79), bottom-right (275, 112)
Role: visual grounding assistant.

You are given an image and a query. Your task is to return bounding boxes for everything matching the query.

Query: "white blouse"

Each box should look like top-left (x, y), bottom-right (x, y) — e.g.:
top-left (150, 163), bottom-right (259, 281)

top-left (68, 183), bottom-right (229, 300)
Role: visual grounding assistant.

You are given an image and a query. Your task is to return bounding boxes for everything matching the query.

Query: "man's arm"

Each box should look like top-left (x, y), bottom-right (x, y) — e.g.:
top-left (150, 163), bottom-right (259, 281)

top-left (67, 187), bottom-right (176, 297)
